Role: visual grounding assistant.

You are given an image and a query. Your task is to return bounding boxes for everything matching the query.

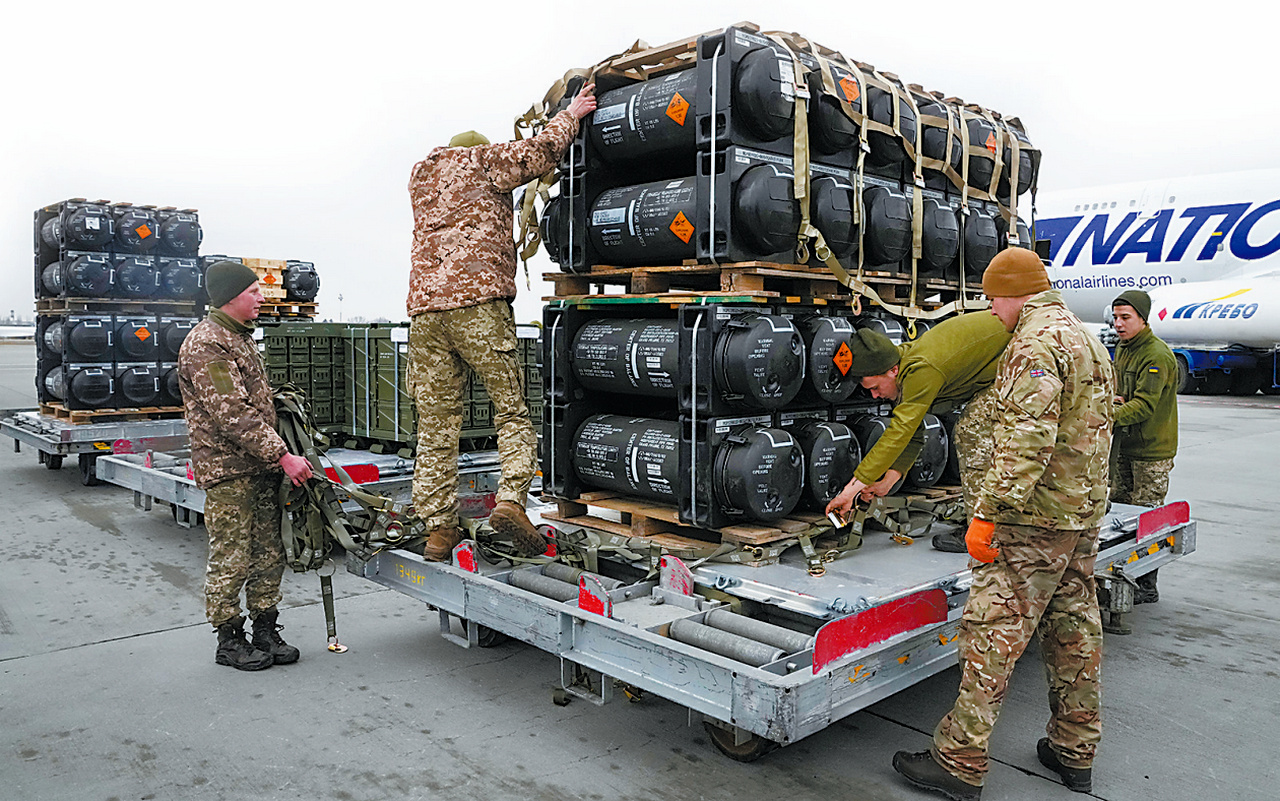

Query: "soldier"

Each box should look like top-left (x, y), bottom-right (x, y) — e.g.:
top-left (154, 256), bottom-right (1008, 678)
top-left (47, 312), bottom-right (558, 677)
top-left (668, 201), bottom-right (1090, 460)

top-left (825, 313), bottom-right (1011, 551)
top-left (406, 82), bottom-right (597, 561)
top-left (178, 260), bottom-right (314, 671)
top-left (1110, 289), bottom-right (1178, 606)
top-left (892, 247), bottom-right (1114, 800)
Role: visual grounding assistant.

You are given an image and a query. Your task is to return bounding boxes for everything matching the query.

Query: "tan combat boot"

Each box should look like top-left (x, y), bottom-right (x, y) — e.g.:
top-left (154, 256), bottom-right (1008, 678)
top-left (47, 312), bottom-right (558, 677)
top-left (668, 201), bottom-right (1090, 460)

top-left (422, 526), bottom-right (463, 562)
top-left (488, 501), bottom-right (545, 557)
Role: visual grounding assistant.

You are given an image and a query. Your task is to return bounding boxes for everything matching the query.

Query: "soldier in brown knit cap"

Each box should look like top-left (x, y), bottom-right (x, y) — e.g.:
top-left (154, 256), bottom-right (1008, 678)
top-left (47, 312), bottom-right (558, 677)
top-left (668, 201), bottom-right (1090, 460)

top-left (893, 247), bottom-right (1115, 799)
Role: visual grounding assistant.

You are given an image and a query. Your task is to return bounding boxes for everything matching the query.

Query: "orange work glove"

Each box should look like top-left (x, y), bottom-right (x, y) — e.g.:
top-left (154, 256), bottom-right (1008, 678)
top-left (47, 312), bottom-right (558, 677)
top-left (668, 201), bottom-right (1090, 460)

top-left (965, 519), bottom-right (998, 563)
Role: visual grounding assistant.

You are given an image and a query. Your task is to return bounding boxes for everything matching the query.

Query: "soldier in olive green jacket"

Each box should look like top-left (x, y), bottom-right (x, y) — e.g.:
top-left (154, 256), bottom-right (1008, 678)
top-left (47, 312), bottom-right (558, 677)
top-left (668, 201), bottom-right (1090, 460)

top-left (1110, 289), bottom-right (1179, 606)
top-left (825, 313), bottom-right (1011, 553)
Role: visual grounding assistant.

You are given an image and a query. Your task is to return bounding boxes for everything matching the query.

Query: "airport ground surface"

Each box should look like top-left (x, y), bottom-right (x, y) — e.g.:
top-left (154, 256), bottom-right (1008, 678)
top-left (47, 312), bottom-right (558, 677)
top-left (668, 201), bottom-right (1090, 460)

top-left (1, 340), bottom-right (1276, 801)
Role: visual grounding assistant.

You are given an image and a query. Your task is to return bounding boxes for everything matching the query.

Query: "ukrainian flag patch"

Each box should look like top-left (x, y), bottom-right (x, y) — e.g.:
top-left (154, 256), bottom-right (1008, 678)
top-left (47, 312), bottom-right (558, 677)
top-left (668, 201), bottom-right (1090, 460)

top-left (1148, 366), bottom-right (1161, 373)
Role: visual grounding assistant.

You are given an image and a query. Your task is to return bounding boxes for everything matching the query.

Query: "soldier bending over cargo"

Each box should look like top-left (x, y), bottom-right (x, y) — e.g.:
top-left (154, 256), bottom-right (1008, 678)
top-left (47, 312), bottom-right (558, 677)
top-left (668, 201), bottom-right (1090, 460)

top-left (892, 248), bottom-right (1115, 800)
top-left (178, 261), bottom-right (314, 671)
top-left (1108, 289), bottom-right (1178, 608)
top-left (406, 82), bottom-right (597, 561)
top-left (824, 312), bottom-right (1011, 551)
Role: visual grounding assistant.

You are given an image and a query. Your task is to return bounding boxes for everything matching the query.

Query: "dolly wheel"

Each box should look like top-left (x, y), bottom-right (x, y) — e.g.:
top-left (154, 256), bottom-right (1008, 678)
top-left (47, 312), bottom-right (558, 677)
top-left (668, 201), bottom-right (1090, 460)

top-left (703, 721), bottom-right (780, 762)
top-left (78, 453), bottom-right (101, 486)
top-left (475, 624), bottom-right (509, 648)
top-left (44, 454), bottom-right (64, 470)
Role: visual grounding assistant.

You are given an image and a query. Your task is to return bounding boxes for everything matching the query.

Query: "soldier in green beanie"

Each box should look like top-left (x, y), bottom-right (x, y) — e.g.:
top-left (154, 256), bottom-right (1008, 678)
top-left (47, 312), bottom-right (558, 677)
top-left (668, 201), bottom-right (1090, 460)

top-left (177, 260), bottom-right (314, 670)
top-left (826, 314), bottom-right (1011, 553)
top-left (1109, 289), bottom-right (1178, 612)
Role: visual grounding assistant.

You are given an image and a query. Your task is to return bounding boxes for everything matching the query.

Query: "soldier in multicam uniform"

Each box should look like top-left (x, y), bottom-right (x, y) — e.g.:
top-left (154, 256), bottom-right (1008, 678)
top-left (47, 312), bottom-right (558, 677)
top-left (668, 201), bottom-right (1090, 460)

top-left (892, 247), bottom-right (1115, 800)
top-left (178, 261), bottom-right (314, 671)
top-left (1109, 289), bottom-right (1178, 607)
top-left (406, 83), bottom-right (597, 562)
top-left (825, 313), bottom-right (1011, 551)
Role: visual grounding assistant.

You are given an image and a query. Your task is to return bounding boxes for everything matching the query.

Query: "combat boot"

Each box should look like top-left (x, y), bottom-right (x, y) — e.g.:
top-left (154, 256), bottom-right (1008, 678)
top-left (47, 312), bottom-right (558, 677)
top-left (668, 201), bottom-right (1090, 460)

top-left (892, 750), bottom-right (982, 801)
top-left (489, 501), bottom-right (545, 557)
top-left (215, 616), bottom-right (273, 671)
top-left (932, 528), bottom-right (967, 553)
top-left (1037, 738), bottom-right (1092, 793)
top-left (422, 525), bottom-right (463, 562)
top-left (251, 607), bottom-right (300, 665)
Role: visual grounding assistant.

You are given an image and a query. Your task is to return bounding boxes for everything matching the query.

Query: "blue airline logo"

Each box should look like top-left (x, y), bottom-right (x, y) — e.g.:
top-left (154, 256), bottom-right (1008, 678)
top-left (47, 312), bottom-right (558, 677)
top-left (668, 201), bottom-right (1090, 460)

top-left (1039, 200), bottom-right (1280, 265)
top-left (1163, 289), bottom-right (1260, 321)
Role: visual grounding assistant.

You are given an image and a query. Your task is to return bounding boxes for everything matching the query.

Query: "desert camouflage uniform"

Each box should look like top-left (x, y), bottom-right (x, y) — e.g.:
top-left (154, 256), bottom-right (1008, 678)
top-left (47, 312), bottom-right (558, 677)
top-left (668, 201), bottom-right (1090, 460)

top-left (934, 290), bottom-right (1115, 787)
top-left (953, 384), bottom-right (997, 520)
top-left (178, 309), bottom-right (288, 627)
top-left (405, 110), bottom-right (578, 529)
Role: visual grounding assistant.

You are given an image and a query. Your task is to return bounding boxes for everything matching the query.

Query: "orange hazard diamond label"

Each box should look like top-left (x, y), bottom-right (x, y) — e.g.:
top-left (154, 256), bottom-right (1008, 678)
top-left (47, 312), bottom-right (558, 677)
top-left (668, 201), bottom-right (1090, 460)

top-left (985, 132), bottom-right (998, 154)
top-left (832, 341), bottom-right (853, 376)
top-left (135, 327), bottom-right (151, 341)
top-left (136, 224), bottom-right (152, 239)
top-left (839, 76), bottom-right (860, 105)
top-left (262, 273), bottom-right (278, 285)
top-left (669, 211), bottom-right (694, 243)
top-left (666, 92), bottom-right (690, 126)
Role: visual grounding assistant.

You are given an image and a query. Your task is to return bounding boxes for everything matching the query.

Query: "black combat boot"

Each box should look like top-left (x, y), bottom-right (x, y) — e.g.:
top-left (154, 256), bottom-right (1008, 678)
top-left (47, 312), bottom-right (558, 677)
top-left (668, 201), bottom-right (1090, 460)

top-left (932, 529), bottom-right (968, 553)
top-left (215, 616), bottom-right (274, 671)
top-left (1134, 570), bottom-right (1159, 604)
top-left (892, 750), bottom-right (982, 801)
top-left (251, 607), bottom-right (301, 665)
top-left (1037, 738), bottom-right (1093, 793)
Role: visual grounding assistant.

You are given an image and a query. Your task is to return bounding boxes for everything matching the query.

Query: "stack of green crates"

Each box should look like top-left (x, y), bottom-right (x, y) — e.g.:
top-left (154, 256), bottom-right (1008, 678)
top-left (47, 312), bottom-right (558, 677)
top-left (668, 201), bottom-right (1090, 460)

top-left (261, 320), bottom-right (542, 450)
top-left (260, 321), bottom-right (347, 428)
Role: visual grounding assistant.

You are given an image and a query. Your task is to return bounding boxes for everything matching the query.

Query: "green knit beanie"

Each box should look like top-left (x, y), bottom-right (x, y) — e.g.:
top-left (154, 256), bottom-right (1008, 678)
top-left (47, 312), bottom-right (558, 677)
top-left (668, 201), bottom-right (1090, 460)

top-left (449, 131), bottom-right (490, 148)
top-left (206, 260), bottom-right (259, 307)
top-left (847, 328), bottom-right (901, 377)
top-left (1113, 289), bottom-right (1152, 321)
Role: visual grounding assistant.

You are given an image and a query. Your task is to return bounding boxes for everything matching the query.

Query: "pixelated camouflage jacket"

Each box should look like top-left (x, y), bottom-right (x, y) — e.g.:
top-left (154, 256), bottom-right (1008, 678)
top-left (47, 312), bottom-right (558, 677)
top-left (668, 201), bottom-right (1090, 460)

top-left (1113, 326), bottom-right (1179, 460)
top-left (974, 291), bottom-right (1115, 530)
top-left (178, 310), bottom-right (287, 489)
top-left (406, 110), bottom-right (579, 316)
top-left (854, 312), bottom-right (1011, 484)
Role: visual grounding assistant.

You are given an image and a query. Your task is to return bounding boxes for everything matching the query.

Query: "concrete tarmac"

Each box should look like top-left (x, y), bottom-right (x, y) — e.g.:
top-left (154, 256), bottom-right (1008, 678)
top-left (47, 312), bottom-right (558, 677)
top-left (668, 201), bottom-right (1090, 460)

top-left (2, 339), bottom-right (1277, 801)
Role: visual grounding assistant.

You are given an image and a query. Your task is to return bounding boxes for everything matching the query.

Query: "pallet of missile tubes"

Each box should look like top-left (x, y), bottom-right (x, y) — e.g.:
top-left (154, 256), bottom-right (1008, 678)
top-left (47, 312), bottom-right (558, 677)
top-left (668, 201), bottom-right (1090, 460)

top-left (529, 21), bottom-right (1041, 321)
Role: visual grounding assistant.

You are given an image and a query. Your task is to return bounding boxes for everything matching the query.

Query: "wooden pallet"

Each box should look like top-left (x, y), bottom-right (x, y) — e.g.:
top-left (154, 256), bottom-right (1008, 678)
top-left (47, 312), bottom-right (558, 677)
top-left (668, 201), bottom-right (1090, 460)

top-left (545, 261), bottom-right (900, 304)
top-left (542, 491), bottom-right (820, 566)
top-left (40, 403), bottom-right (184, 424)
top-left (36, 297), bottom-right (202, 315)
top-left (257, 301), bottom-right (318, 318)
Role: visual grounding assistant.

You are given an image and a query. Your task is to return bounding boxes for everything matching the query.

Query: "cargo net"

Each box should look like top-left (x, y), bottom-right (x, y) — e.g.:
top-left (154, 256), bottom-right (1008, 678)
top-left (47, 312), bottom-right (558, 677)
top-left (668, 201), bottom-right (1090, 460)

top-left (516, 21), bottom-right (1040, 324)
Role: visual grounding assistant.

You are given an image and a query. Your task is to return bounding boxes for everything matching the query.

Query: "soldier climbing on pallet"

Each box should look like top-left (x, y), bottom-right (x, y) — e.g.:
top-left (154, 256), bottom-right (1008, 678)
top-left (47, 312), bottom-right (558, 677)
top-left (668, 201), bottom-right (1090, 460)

top-left (824, 312), bottom-right (1012, 551)
top-left (405, 81), bottom-right (597, 561)
top-left (178, 260), bottom-right (313, 671)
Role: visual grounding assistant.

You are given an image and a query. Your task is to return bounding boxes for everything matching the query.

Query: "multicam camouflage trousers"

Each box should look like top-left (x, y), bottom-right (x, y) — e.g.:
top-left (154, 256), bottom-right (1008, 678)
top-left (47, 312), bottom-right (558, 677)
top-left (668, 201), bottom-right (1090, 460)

top-left (204, 473), bottom-right (285, 628)
top-left (933, 523), bottom-right (1103, 787)
top-left (954, 385), bottom-right (997, 520)
top-left (407, 299), bottom-right (537, 529)
top-left (1111, 454), bottom-right (1173, 507)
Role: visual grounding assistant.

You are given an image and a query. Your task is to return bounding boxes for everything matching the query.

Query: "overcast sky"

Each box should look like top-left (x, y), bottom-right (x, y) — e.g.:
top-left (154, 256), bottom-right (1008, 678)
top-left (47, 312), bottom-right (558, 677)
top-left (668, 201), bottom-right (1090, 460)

top-left (2, 1), bottom-right (1273, 325)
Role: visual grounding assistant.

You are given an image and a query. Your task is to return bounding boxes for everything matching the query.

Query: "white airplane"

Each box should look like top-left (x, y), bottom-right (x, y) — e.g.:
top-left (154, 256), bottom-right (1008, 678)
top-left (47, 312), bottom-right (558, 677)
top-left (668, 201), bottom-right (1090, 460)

top-left (1035, 169), bottom-right (1280, 394)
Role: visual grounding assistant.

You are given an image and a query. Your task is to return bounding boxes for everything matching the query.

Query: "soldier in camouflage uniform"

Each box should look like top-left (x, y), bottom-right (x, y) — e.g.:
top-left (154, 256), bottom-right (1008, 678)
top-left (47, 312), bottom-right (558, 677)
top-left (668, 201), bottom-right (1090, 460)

top-left (893, 247), bottom-right (1114, 800)
top-left (178, 261), bottom-right (314, 671)
top-left (1109, 290), bottom-right (1178, 606)
top-left (825, 313), bottom-right (1010, 551)
top-left (406, 83), bottom-right (597, 562)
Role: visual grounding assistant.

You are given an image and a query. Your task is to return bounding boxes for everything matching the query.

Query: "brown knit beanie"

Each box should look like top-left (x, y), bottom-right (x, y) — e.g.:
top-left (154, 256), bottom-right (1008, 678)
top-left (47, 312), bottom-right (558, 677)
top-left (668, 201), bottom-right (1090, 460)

top-left (206, 260), bottom-right (260, 307)
top-left (981, 247), bottom-right (1051, 298)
